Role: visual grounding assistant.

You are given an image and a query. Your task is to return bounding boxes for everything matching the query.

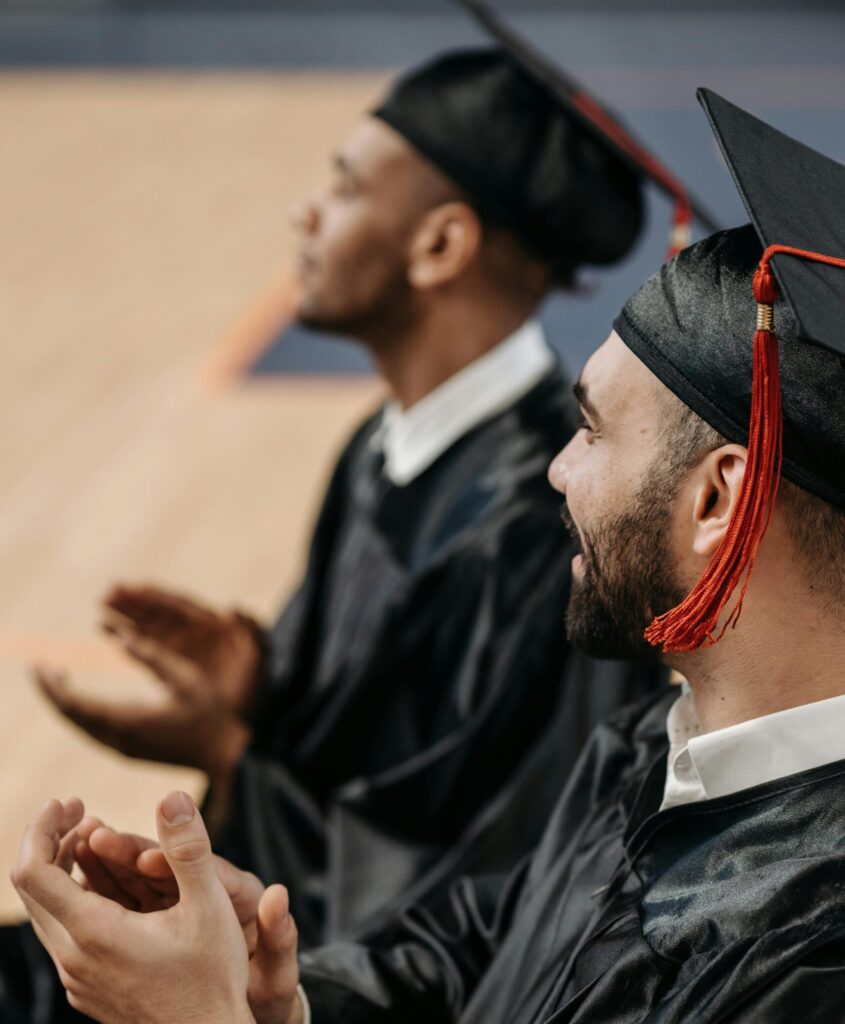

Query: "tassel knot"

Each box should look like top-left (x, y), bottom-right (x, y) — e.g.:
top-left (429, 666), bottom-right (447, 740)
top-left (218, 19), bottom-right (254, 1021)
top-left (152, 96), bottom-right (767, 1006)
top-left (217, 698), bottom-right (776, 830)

top-left (668, 200), bottom-right (692, 259)
top-left (752, 261), bottom-right (780, 304)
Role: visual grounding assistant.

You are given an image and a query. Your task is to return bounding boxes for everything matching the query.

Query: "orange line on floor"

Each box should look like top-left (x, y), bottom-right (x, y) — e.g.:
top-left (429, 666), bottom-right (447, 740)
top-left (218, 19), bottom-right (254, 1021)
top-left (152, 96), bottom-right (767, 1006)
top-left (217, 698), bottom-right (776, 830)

top-left (200, 265), bottom-right (303, 396)
top-left (0, 629), bottom-right (133, 674)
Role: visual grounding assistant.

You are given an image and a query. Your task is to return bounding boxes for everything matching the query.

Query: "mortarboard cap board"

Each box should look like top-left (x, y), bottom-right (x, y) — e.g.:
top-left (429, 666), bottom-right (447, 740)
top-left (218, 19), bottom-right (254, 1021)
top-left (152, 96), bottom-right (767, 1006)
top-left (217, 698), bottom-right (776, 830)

top-left (698, 87), bottom-right (845, 360)
top-left (614, 90), bottom-right (845, 653)
top-left (454, 0), bottom-right (720, 255)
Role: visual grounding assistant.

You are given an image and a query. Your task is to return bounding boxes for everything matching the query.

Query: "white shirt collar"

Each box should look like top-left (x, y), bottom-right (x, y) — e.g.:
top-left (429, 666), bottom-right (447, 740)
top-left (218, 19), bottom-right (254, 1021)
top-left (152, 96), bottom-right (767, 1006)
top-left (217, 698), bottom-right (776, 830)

top-left (660, 684), bottom-right (845, 811)
top-left (373, 320), bottom-right (555, 487)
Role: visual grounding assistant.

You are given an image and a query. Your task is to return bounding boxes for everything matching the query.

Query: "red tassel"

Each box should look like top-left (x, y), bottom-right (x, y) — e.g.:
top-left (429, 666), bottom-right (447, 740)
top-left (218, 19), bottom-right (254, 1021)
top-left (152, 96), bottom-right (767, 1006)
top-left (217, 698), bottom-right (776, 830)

top-left (752, 262), bottom-right (780, 304)
top-left (644, 259), bottom-right (783, 652)
top-left (570, 90), bottom-right (695, 259)
top-left (645, 243), bottom-right (845, 653)
top-left (667, 200), bottom-right (692, 260)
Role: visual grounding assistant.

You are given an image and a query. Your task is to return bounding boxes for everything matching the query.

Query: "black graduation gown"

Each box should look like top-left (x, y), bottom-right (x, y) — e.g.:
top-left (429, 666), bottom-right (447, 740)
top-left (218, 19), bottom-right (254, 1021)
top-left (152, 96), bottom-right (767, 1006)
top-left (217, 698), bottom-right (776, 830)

top-left (0, 362), bottom-right (662, 1024)
top-left (299, 686), bottom-right (845, 1022)
top-left (213, 364), bottom-right (662, 946)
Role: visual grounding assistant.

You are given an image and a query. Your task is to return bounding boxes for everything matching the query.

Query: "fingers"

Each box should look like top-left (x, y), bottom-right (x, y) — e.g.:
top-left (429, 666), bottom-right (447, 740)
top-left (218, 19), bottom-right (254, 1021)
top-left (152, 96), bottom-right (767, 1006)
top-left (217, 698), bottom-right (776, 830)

top-left (76, 815), bottom-right (107, 844)
top-left (12, 800), bottom-right (95, 934)
top-left (133, 846), bottom-right (259, 929)
top-left (249, 885), bottom-right (300, 1024)
top-left (115, 635), bottom-right (202, 698)
top-left (137, 839), bottom-right (262, 912)
top-left (102, 584), bottom-right (213, 635)
top-left (135, 846), bottom-right (173, 880)
top-left (155, 793), bottom-right (223, 904)
top-left (74, 839), bottom-right (139, 910)
top-left (35, 667), bottom-right (103, 726)
top-left (89, 825), bottom-right (159, 860)
top-left (210, 857), bottom-right (264, 954)
top-left (34, 668), bottom-right (153, 752)
top-left (84, 827), bottom-right (175, 909)
top-left (51, 799), bottom-right (87, 875)
top-left (35, 666), bottom-right (73, 713)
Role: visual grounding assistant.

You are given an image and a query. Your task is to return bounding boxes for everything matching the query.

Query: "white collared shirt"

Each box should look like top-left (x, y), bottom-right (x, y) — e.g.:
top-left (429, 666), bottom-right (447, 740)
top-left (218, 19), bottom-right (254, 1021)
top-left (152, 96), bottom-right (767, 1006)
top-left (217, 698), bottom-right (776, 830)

top-left (660, 683), bottom-right (845, 811)
top-left (298, 984), bottom-right (312, 1024)
top-left (373, 320), bottom-right (555, 486)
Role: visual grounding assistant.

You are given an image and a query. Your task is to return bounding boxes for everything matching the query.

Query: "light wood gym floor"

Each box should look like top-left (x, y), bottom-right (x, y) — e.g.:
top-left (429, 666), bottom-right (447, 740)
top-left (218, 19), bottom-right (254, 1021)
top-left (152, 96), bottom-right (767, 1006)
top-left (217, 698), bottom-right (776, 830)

top-left (0, 70), bottom-right (390, 918)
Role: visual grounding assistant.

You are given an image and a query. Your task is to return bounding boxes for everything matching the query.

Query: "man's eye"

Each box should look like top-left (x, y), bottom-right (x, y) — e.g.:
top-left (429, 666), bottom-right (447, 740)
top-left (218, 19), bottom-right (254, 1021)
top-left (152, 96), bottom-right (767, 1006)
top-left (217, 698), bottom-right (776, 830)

top-left (576, 418), bottom-right (596, 442)
top-left (332, 179), bottom-right (358, 198)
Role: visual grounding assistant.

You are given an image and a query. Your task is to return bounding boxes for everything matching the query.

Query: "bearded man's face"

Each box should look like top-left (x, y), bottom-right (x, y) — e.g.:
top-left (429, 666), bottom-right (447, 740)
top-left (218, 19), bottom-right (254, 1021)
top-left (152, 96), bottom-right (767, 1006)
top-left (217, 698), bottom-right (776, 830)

top-left (549, 333), bottom-right (688, 661)
top-left (559, 480), bottom-right (685, 660)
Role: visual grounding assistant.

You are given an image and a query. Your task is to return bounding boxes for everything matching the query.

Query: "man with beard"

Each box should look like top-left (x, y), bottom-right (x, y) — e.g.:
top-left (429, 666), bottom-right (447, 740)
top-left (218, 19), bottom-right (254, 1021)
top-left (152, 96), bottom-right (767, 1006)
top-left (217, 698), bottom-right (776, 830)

top-left (13, 88), bottom-right (845, 1024)
top-left (21, 26), bottom-right (696, 973)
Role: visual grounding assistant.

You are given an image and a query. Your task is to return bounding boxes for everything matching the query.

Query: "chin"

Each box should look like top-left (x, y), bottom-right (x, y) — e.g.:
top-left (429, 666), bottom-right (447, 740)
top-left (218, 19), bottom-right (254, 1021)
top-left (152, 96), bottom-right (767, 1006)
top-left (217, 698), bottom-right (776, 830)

top-left (565, 592), bottom-right (657, 662)
top-left (296, 306), bottom-right (341, 333)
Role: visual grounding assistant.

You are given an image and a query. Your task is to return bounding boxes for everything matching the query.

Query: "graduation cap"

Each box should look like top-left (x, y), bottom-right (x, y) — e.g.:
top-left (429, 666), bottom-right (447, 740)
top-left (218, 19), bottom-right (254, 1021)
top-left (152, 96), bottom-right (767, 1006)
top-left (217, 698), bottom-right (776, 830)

top-left (613, 89), bottom-right (845, 652)
top-left (372, 0), bottom-right (717, 283)
top-left (453, 0), bottom-right (719, 256)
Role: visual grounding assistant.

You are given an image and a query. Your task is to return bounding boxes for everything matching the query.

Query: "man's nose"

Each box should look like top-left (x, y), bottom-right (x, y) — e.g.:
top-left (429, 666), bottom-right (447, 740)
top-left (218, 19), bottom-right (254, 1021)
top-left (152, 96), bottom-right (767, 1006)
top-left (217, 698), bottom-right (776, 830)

top-left (290, 199), bottom-right (320, 235)
top-left (547, 434), bottom-right (582, 494)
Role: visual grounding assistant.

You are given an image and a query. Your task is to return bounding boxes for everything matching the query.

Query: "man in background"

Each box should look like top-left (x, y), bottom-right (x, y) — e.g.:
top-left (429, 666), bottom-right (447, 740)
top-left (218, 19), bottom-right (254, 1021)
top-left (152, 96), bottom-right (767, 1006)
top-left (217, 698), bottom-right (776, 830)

top-left (33, 48), bottom-right (658, 957)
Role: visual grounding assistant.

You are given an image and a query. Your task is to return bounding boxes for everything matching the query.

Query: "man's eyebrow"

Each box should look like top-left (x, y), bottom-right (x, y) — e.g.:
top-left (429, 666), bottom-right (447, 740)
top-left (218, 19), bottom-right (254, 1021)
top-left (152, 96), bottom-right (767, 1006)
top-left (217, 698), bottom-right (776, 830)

top-left (332, 152), bottom-right (362, 183)
top-left (573, 378), bottom-right (601, 424)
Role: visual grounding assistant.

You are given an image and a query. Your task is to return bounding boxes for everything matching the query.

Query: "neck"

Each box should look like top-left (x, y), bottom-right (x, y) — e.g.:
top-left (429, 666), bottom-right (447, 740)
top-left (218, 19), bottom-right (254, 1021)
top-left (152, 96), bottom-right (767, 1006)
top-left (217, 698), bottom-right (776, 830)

top-left (670, 590), bottom-right (845, 734)
top-left (367, 294), bottom-right (538, 410)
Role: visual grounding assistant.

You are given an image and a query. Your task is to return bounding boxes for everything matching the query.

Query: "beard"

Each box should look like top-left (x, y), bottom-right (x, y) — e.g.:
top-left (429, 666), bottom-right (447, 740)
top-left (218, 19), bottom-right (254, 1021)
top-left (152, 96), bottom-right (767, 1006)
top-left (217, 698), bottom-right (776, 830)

top-left (561, 469), bottom-right (687, 661)
top-left (295, 250), bottom-right (418, 344)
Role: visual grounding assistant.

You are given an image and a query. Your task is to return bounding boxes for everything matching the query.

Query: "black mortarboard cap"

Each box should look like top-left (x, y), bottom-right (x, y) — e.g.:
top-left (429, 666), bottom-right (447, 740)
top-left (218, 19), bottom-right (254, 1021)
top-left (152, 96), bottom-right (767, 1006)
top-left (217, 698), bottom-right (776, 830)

top-left (613, 90), bottom-right (845, 652)
top-left (372, 1), bottom-right (718, 280)
top-left (454, 0), bottom-right (719, 249)
top-left (698, 88), bottom-right (845, 363)
top-left (373, 48), bottom-right (644, 281)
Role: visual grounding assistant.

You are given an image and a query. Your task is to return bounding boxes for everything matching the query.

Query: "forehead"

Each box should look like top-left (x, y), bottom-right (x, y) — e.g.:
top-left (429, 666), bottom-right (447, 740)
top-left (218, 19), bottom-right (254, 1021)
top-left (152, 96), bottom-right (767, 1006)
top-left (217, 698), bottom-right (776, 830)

top-left (339, 116), bottom-right (418, 179)
top-left (580, 330), bottom-right (667, 424)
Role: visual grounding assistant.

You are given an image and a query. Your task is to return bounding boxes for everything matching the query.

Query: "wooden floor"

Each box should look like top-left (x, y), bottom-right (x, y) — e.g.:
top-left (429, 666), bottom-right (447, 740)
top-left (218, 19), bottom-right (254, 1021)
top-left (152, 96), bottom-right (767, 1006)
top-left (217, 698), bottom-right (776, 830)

top-left (0, 71), bottom-right (389, 918)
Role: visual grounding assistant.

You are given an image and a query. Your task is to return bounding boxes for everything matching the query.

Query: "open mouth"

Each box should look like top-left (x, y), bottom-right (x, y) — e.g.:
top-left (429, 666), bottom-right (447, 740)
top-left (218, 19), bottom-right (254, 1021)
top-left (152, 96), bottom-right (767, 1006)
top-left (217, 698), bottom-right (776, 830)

top-left (296, 251), bottom-right (317, 278)
top-left (559, 501), bottom-right (584, 555)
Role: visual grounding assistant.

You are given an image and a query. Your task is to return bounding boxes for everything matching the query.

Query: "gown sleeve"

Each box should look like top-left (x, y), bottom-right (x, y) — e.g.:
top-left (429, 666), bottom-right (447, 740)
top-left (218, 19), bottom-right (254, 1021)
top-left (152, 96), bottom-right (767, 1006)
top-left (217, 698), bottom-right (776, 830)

top-left (212, 497), bottom-right (577, 942)
top-left (298, 859), bottom-right (530, 1024)
top-left (716, 934), bottom-right (845, 1024)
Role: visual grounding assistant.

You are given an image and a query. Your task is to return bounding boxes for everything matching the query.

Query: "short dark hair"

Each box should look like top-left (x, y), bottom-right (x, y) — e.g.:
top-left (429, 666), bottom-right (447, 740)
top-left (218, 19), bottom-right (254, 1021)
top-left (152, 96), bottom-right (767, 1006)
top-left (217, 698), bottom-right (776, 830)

top-left (661, 393), bottom-right (845, 609)
top-left (477, 217), bottom-right (558, 304)
top-left (660, 397), bottom-right (726, 480)
top-left (778, 477), bottom-right (845, 611)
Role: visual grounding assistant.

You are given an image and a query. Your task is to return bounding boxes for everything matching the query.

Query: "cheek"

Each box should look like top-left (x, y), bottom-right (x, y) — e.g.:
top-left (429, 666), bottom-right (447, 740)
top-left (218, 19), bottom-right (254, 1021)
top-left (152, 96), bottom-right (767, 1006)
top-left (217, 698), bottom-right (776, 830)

top-left (554, 437), bottom-right (621, 530)
top-left (315, 204), bottom-right (366, 270)
top-left (320, 203), bottom-right (396, 274)
top-left (566, 466), bottom-right (602, 532)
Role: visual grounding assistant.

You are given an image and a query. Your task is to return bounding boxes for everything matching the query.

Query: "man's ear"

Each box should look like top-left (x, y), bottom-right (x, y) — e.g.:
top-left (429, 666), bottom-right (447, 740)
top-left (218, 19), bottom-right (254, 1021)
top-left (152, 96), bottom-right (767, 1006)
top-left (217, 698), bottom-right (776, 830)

top-left (406, 202), bottom-right (482, 290)
top-left (689, 444), bottom-right (748, 559)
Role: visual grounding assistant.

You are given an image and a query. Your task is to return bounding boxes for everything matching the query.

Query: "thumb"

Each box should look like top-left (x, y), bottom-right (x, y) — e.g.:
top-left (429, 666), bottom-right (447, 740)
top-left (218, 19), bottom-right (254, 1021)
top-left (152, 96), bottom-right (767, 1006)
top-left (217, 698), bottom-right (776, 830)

top-left (156, 792), bottom-right (220, 902)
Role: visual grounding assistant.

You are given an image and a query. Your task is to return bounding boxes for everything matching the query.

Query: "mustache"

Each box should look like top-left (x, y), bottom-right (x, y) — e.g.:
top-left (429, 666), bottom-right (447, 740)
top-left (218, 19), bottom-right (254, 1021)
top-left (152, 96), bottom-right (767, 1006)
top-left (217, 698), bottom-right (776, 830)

top-left (559, 499), bottom-right (583, 554)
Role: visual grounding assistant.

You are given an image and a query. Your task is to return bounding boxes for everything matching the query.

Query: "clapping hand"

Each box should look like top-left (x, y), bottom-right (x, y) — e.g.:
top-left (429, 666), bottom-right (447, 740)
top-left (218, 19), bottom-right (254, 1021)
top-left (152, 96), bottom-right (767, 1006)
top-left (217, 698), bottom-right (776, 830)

top-left (35, 583), bottom-right (263, 782)
top-left (12, 793), bottom-right (304, 1024)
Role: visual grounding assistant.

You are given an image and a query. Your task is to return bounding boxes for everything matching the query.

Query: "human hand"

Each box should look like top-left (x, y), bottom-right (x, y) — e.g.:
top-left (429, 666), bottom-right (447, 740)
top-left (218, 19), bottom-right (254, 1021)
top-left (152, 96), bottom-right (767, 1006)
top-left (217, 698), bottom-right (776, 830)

top-left (35, 655), bottom-right (251, 783)
top-left (103, 583), bottom-right (263, 717)
top-left (75, 817), bottom-right (303, 1023)
top-left (12, 794), bottom-right (303, 1024)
